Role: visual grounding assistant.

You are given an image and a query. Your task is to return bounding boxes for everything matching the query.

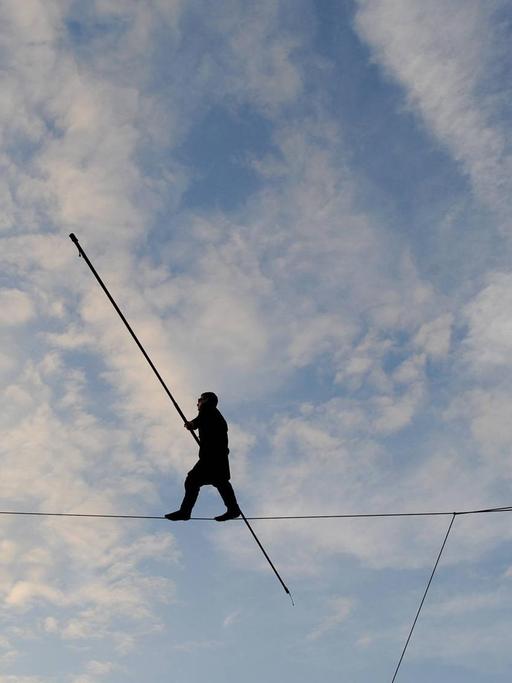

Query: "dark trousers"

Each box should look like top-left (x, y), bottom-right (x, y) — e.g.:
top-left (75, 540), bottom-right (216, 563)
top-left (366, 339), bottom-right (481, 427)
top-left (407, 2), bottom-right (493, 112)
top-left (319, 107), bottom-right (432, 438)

top-left (180, 463), bottom-right (239, 515)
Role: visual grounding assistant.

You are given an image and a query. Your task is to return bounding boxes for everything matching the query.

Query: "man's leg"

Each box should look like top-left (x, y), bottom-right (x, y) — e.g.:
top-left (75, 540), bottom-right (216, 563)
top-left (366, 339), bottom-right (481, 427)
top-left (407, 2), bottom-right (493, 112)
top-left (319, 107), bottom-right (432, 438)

top-left (180, 470), bottom-right (202, 515)
top-left (165, 466), bottom-right (203, 521)
top-left (214, 480), bottom-right (241, 521)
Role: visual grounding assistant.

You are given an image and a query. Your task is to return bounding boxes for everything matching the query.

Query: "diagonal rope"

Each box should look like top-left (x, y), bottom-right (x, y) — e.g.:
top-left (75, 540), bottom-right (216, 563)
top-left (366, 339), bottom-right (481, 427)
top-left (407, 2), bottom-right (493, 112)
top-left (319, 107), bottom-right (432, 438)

top-left (390, 512), bottom-right (456, 683)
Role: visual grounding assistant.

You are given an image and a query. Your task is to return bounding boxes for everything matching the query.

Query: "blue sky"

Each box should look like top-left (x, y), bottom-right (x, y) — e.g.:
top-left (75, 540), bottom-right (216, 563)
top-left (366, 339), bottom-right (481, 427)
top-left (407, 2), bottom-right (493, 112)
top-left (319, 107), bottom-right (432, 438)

top-left (1, 1), bottom-right (512, 681)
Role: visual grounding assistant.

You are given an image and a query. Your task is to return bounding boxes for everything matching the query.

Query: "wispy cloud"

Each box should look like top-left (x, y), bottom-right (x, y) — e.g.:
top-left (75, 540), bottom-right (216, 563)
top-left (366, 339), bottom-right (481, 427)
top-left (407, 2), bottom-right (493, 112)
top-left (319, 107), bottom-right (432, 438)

top-left (355, 0), bottom-right (512, 221)
top-left (222, 610), bottom-right (241, 628)
top-left (307, 596), bottom-right (353, 640)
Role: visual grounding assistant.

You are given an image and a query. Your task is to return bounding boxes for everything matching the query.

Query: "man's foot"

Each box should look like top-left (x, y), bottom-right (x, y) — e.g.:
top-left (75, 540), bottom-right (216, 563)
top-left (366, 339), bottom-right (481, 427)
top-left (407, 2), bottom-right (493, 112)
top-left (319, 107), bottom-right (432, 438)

top-left (165, 510), bottom-right (191, 521)
top-left (214, 508), bottom-right (241, 522)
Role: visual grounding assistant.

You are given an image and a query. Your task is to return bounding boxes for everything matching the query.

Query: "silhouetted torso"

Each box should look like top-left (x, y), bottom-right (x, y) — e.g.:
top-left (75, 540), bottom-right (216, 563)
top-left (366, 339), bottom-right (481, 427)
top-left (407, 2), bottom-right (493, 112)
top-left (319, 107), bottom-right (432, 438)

top-left (190, 405), bottom-right (230, 480)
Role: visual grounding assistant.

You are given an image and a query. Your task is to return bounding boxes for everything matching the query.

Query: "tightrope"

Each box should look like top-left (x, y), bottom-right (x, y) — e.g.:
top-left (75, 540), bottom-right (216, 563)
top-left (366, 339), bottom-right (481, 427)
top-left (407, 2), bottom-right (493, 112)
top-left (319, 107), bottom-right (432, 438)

top-left (0, 505), bottom-right (510, 520)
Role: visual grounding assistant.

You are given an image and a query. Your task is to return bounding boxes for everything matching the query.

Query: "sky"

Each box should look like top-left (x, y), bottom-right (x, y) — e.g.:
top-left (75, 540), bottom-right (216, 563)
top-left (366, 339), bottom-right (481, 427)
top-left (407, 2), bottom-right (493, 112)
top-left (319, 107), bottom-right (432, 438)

top-left (1, 0), bottom-right (512, 681)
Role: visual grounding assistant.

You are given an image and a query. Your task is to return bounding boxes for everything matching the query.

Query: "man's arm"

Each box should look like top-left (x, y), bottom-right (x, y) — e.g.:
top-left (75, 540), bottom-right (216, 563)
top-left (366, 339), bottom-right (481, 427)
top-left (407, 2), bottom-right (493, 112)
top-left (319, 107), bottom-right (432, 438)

top-left (184, 415), bottom-right (200, 431)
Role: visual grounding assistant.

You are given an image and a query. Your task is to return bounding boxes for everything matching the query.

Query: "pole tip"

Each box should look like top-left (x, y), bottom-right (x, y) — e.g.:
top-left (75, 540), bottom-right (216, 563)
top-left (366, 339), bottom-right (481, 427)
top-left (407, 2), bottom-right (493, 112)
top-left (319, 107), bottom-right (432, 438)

top-left (69, 233), bottom-right (78, 245)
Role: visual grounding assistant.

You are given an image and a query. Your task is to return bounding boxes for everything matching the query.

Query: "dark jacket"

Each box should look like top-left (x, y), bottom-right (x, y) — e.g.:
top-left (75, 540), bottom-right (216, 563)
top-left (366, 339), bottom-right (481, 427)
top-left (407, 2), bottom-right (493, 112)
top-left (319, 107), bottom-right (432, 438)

top-left (189, 406), bottom-right (230, 480)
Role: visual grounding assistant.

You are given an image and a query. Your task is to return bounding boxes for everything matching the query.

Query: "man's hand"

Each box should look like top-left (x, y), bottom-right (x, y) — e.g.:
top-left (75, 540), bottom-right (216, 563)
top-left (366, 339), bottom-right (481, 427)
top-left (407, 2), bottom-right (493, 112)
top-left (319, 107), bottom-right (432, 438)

top-left (184, 421), bottom-right (194, 431)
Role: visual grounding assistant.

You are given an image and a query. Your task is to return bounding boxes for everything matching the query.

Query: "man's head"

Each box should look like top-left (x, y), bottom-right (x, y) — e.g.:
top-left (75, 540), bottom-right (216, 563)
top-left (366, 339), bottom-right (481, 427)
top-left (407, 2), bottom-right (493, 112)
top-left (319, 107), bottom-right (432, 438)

top-left (197, 392), bottom-right (218, 410)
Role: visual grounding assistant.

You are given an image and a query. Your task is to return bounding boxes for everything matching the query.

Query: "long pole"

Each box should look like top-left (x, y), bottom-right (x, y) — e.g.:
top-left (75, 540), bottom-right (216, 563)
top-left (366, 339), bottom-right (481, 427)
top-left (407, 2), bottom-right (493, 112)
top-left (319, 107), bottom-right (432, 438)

top-left (69, 233), bottom-right (292, 602)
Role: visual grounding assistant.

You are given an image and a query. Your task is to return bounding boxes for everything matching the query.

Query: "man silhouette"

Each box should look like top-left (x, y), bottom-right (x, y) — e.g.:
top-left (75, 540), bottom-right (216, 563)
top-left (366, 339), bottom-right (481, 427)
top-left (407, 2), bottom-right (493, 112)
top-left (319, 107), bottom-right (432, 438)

top-left (165, 392), bottom-right (241, 522)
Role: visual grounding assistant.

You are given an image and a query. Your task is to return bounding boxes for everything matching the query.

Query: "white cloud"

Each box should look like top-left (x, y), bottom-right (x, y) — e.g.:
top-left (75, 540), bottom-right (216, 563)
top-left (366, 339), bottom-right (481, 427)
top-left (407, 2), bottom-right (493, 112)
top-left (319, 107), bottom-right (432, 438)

top-left (406, 614), bottom-right (512, 664)
top-left (222, 610), bottom-right (241, 628)
top-left (288, 314), bottom-right (356, 367)
top-left (5, 582), bottom-right (64, 609)
top-left (42, 617), bottom-right (58, 633)
top-left (427, 590), bottom-right (502, 618)
top-left (355, 0), bottom-right (512, 220)
top-left (0, 290), bottom-right (34, 325)
top-left (413, 313), bottom-right (453, 358)
top-left (307, 596), bottom-right (353, 640)
top-left (85, 660), bottom-right (116, 676)
top-left (446, 388), bottom-right (512, 465)
top-left (173, 639), bottom-right (222, 653)
top-left (0, 649), bottom-right (18, 666)
top-left (222, 5), bottom-right (303, 111)
top-left (463, 272), bottom-right (512, 369)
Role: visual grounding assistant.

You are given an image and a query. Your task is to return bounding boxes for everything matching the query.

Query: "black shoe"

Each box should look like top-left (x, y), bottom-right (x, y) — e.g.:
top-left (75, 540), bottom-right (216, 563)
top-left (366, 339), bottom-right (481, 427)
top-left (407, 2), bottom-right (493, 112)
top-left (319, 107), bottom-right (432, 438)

top-left (165, 510), bottom-right (191, 521)
top-left (214, 508), bottom-right (241, 522)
